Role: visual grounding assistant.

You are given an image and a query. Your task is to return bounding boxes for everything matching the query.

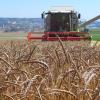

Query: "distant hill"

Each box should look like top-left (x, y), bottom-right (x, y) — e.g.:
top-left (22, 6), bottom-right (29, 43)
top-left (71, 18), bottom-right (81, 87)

top-left (32, 18), bottom-right (44, 31)
top-left (93, 21), bottom-right (100, 27)
top-left (0, 18), bottom-right (99, 32)
top-left (88, 20), bottom-right (100, 28)
top-left (0, 18), bottom-right (44, 32)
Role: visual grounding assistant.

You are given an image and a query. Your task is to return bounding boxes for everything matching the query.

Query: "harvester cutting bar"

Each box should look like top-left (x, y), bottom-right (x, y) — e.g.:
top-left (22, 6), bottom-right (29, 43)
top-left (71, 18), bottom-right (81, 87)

top-left (45, 37), bottom-right (89, 41)
top-left (27, 31), bottom-right (91, 41)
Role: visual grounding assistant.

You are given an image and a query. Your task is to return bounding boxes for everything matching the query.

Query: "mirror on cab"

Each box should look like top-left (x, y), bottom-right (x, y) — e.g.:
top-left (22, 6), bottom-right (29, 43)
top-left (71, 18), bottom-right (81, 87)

top-left (78, 14), bottom-right (81, 19)
top-left (41, 12), bottom-right (45, 19)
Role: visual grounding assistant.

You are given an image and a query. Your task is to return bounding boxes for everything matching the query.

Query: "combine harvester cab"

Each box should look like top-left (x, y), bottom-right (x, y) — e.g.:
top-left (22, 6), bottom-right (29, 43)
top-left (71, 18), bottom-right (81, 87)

top-left (27, 6), bottom-right (91, 41)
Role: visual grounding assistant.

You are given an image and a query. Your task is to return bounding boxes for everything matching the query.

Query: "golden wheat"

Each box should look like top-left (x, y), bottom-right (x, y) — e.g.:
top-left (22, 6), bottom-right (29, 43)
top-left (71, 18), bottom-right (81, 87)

top-left (0, 40), bottom-right (99, 100)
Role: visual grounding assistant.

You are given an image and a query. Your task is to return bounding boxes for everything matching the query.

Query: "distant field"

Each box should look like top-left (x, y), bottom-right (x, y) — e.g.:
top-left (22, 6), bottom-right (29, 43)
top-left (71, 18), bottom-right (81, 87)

top-left (0, 31), bottom-right (44, 40)
top-left (90, 28), bottom-right (100, 41)
top-left (0, 31), bottom-right (27, 40)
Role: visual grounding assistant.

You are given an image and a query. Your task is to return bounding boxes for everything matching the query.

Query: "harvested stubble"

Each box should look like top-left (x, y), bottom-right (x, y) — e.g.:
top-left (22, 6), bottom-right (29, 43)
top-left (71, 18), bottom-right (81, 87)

top-left (0, 40), bottom-right (100, 100)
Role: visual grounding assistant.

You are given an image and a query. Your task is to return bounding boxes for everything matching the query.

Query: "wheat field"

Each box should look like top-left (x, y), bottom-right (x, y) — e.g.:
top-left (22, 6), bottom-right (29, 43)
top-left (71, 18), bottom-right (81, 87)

top-left (0, 40), bottom-right (99, 100)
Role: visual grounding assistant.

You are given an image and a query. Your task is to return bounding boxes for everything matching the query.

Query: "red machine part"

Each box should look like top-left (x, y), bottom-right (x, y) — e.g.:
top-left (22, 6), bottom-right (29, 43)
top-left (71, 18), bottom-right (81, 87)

top-left (27, 32), bottom-right (43, 40)
top-left (27, 32), bottom-right (91, 41)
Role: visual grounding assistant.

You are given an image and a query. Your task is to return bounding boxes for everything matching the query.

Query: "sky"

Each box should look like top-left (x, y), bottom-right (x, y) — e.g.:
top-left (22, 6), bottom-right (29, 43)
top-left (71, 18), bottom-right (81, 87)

top-left (0, 0), bottom-right (100, 20)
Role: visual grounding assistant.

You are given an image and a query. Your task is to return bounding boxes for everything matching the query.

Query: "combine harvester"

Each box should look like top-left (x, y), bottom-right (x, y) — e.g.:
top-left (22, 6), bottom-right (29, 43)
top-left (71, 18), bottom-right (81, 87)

top-left (27, 6), bottom-right (94, 41)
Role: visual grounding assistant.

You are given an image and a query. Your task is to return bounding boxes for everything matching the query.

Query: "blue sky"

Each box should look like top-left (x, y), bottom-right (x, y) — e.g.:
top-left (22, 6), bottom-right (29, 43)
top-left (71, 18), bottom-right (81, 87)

top-left (0, 0), bottom-right (100, 20)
